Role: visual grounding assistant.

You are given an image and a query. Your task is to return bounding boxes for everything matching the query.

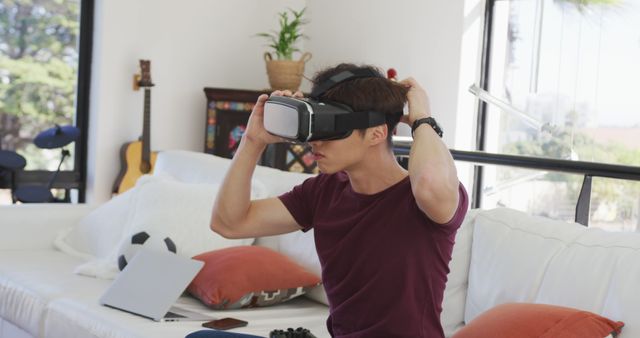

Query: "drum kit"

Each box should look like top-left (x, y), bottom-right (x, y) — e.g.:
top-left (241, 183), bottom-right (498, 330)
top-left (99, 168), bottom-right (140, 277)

top-left (0, 124), bottom-right (80, 203)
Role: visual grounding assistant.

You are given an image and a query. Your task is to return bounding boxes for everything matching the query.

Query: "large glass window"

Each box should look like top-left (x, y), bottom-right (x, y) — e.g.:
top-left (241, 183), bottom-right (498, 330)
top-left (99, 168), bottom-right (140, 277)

top-left (0, 0), bottom-right (91, 204)
top-left (479, 0), bottom-right (640, 231)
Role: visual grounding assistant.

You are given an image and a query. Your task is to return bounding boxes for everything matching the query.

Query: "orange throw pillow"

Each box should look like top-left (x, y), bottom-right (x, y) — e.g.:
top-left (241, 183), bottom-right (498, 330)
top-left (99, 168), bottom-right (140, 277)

top-left (452, 303), bottom-right (624, 338)
top-left (187, 246), bottom-right (321, 309)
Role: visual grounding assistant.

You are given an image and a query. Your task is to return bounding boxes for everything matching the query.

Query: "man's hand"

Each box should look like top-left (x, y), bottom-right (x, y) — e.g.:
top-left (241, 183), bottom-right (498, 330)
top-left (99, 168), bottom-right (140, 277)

top-left (399, 77), bottom-right (432, 126)
top-left (244, 89), bottom-right (304, 147)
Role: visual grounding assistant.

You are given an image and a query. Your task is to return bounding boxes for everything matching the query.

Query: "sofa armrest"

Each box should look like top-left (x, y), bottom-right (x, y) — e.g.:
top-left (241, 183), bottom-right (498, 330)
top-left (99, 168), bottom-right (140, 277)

top-left (0, 204), bottom-right (92, 251)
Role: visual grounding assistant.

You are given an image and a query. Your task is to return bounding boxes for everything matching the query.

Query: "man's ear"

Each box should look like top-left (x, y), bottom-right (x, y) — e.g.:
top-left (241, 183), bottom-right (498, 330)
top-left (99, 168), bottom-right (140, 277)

top-left (367, 125), bottom-right (388, 146)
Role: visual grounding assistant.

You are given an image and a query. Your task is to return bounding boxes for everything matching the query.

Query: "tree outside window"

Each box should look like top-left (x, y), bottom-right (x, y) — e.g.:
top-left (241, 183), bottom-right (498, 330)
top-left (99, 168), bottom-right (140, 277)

top-left (481, 0), bottom-right (640, 231)
top-left (0, 0), bottom-right (84, 204)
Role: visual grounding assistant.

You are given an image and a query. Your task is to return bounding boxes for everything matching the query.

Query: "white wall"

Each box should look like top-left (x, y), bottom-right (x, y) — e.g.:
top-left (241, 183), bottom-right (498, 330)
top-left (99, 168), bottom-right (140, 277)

top-left (305, 1), bottom-right (467, 138)
top-left (87, 0), bottom-right (485, 204)
top-left (87, 0), bottom-right (303, 203)
top-left (303, 0), bottom-right (485, 190)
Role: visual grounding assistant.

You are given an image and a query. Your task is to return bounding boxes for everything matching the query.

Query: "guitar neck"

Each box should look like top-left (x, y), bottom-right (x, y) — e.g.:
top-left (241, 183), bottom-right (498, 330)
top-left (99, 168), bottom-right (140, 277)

top-left (141, 88), bottom-right (151, 163)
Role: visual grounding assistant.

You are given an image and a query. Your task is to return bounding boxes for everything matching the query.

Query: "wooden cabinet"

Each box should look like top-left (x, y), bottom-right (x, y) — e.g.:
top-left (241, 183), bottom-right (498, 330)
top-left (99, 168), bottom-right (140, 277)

top-left (203, 88), bottom-right (318, 174)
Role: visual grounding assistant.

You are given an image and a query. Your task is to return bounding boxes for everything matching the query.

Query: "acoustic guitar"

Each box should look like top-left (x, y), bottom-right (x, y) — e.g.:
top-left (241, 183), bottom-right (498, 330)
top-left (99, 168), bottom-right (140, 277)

top-left (112, 60), bottom-right (158, 195)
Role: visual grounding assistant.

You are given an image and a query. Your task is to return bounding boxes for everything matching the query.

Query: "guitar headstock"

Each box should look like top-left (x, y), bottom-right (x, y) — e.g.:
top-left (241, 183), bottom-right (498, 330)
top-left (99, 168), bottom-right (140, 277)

top-left (138, 60), bottom-right (154, 88)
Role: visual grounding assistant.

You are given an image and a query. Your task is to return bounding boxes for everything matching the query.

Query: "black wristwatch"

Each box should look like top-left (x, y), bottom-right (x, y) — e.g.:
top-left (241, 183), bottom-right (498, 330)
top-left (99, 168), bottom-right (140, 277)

top-left (411, 117), bottom-right (443, 138)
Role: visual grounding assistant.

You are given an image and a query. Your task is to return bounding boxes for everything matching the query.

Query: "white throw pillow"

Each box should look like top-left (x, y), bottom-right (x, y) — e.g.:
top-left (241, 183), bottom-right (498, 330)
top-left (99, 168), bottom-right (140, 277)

top-left (464, 208), bottom-right (586, 323)
top-left (54, 186), bottom-right (136, 259)
top-left (153, 150), bottom-right (232, 184)
top-left (64, 174), bottom-right (261, 279)
top-left (261, 229), bottom-right (328, 306)
top-left (440, 209), bottom-right (480, 337)
top-left (117, 175), bottom-right (254, 260)
top-left (253, 164), bottom-right (314, 197)
top-left (250, 167), bottom-right (323, 304)
top-left (152, 151), bottom-right (335, 306)
top-left (153, 150), bottom-right (312, 197)
top-left (153, 150), bottom-right (268, 197)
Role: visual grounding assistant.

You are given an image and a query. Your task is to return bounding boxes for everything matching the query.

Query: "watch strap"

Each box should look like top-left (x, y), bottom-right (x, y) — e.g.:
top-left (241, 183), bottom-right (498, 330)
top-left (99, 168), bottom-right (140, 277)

top-left (411, 117), bottom-right (443, 138)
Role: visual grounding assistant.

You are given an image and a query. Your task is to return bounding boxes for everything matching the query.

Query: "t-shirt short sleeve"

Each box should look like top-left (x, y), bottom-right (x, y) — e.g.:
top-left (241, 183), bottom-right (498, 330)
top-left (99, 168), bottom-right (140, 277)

top-left (430, 183), bottom-right (469, 231)
top-left (413, 182), bottom-right (469, 237)
top-left (278, 175), bottom-right (323, 231)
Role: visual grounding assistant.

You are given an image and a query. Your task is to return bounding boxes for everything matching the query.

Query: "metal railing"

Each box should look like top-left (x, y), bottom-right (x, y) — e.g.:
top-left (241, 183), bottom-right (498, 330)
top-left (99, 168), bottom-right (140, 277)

top-left (393, 138), bottom-right (640, 226)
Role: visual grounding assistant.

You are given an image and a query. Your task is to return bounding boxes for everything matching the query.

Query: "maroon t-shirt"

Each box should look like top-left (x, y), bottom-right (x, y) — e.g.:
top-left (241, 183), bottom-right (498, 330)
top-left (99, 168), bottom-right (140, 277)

top-left (279, 172), bottom-right (468, 338)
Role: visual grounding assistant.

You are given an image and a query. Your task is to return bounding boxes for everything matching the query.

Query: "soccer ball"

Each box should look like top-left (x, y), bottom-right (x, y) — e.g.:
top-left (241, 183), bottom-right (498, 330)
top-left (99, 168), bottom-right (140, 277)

top-left (117, 230), bottom-right (177, 271)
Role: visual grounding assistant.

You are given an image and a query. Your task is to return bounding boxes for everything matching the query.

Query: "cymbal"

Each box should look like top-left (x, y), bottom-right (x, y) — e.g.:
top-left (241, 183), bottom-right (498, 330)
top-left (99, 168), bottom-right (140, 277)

top-left (0, 150), bottom-right (27, 170)
top-left (34, 125), bottom-right (80, 149)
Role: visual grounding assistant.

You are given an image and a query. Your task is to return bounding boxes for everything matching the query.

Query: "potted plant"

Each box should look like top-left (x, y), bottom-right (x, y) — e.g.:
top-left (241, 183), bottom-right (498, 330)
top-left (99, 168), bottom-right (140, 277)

top-left (257, 7), bottom-right (311, 91)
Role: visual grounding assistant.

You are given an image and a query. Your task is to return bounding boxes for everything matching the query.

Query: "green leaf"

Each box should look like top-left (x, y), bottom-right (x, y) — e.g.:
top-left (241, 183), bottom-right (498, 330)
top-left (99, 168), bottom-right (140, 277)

top-left (254, 7), bottom-right (308, 60)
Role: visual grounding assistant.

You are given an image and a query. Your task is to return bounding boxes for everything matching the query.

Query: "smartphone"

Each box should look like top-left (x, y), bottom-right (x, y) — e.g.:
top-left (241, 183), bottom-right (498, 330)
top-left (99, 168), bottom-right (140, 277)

top-left (202, 317), bottom-right (249, 330)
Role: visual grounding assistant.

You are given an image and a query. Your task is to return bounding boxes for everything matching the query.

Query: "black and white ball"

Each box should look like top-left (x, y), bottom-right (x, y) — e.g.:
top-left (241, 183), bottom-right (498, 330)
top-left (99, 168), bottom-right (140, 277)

top-left (117, 230), bottom-right (177, 270)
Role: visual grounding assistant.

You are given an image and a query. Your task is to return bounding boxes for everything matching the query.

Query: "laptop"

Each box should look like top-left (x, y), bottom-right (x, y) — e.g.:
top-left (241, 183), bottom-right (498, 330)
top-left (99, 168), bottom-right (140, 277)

top-left (100, 247), bottom-right (213, 322)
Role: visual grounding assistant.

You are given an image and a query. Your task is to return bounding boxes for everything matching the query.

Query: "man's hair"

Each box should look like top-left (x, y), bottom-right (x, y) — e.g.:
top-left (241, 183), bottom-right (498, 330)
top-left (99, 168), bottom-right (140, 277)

top-left (310, 63), bottom-right (409, 148)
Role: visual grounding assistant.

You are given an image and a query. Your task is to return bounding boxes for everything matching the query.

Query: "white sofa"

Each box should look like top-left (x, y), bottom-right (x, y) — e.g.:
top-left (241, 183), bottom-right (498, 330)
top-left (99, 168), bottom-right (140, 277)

top-left (2, 150), bottom-right (640, 338)
top-left (1, 151), bottom-right (329, 338)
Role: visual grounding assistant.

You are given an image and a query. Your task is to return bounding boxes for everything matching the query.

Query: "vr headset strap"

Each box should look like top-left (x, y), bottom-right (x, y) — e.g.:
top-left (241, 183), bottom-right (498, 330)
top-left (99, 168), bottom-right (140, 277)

top-left (334, 111), bottom-right (387, 131)
top-left (310, 69), bottom-right (383, 99)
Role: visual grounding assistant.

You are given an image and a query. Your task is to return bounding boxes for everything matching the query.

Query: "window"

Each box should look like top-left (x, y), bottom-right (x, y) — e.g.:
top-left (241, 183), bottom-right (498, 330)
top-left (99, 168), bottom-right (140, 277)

top-left (477, 0), bottom-right (640, 231)
top-left (0, 0), bottom-right (92, 204)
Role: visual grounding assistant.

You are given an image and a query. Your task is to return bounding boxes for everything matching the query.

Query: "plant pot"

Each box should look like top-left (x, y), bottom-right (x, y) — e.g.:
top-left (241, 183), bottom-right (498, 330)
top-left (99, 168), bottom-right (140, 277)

top-left (264, 52), bottom-right (312, 91)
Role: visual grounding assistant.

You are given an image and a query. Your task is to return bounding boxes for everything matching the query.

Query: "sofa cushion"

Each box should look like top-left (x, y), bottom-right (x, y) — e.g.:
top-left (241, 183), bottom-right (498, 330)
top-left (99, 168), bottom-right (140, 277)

top-left (465, 208), bottom-right (586, 322)
top-left (0, 318), bottom-right (33, 338)
top-left (0, 248), bottom-right (329, 338)
top-left (1, 204), bottom-right (91, 251)
top-left (188, 246), bottom-right (321, 309)
top-left (255, 229), bottom-right (328, 306)
top-left (153, 150), bottom-right (313, 197)
top-left (57, 175), bottom-right (257, 279)
top-left (465, 208), bottom-right (640, 338)
top-left (152, 150), bottom-right (237, 186)
top-left (452, 303), bottom-right (624, 338)
top-left (54, 189), bottom-right (135, 260)
top-left (153, 151), bottom-right (326, 305)
top-left (44, 295), bottom-right (329, 338)
top-left (440, 209), bottom-right (480, 337)
top-left (0, 250), bottom-right (94, 337)
top-left (116, 176), bottom-right (254, 258)
top-left (535, 227), bottom-right (640, 338)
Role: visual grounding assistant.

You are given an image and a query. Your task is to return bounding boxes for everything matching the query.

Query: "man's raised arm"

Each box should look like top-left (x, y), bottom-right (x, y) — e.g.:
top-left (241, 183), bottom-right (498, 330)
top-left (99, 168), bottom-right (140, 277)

top-left (399, 78), bottom-right (460, 225)
top-left (210, 91), bottom-right (304, 239)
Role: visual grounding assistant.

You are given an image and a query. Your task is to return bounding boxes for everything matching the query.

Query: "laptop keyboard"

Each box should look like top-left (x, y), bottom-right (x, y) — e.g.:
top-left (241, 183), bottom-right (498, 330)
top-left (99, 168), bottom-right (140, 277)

top-left (165, 311), bottom-right (187, 319)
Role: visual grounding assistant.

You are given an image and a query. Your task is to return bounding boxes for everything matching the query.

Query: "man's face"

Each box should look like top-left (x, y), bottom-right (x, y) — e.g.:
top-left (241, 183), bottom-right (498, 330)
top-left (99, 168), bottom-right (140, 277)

top-left (308, 131), bottom-right (369, 174)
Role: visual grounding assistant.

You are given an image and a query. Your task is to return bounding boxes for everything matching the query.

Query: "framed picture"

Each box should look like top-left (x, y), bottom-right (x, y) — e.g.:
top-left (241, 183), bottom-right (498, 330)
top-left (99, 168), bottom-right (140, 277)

top-left (203, 88), bottom-right (318, 174)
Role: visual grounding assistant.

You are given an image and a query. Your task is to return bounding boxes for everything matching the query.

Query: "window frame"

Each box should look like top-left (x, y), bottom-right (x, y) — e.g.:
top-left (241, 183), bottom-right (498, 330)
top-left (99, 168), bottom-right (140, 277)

top-left (0, 0), bottom-right (94, 203)
top-left (394, 0), bottom-right (640, 227)
top-left (473, 0), bottom-right (640, 222)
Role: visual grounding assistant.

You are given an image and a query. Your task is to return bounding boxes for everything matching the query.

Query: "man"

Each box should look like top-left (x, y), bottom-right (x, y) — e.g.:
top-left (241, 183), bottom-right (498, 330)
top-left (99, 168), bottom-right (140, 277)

top-left (211, 63), bottom-right (468, 337)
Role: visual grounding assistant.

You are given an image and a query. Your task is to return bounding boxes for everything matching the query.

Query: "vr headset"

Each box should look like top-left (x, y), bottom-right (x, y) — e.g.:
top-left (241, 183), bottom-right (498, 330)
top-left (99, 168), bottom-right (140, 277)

top-left (263, 69), bottom-right (397, 143)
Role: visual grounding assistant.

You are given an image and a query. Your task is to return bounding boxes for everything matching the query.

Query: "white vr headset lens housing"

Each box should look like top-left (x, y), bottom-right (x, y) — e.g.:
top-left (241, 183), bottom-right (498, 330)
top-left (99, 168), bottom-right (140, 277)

top-left (264, 96), bottom-right (382, 143)
top-left (263, 96), bottom-right (309, 140)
